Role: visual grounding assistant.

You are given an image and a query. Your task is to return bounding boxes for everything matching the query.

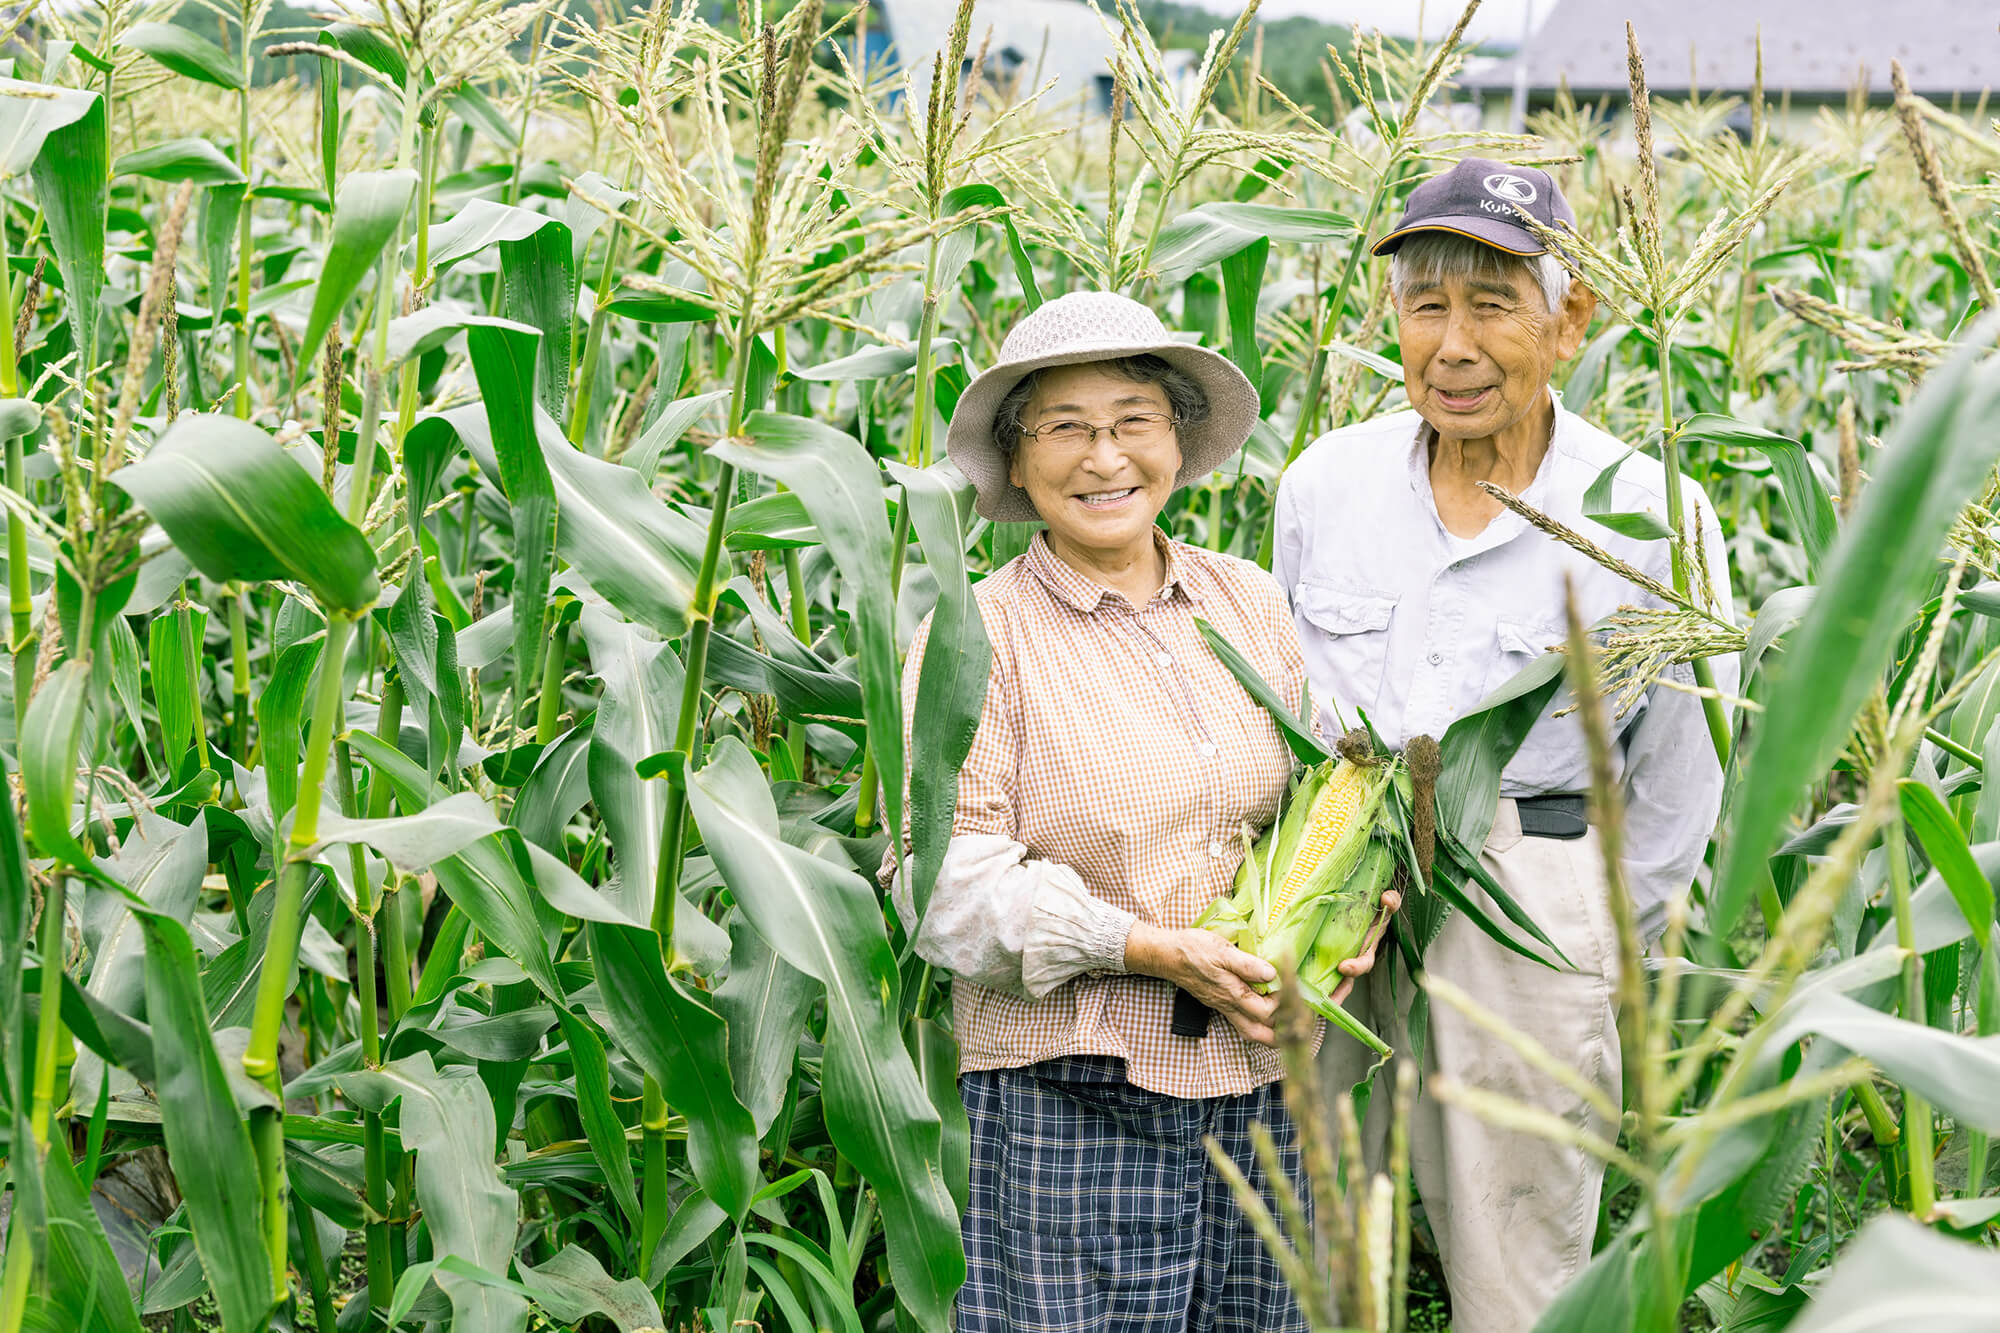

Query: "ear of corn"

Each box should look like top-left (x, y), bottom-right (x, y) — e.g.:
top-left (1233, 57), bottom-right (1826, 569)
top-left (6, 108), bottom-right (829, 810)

top-left (1194, 751), bottom-right (1402, 1051)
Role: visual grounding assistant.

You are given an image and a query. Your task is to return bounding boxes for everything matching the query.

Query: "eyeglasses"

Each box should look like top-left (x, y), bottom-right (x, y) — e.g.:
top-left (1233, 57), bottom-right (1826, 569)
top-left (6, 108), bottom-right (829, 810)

top-left (1020, 411), bottom-right (1180, 449)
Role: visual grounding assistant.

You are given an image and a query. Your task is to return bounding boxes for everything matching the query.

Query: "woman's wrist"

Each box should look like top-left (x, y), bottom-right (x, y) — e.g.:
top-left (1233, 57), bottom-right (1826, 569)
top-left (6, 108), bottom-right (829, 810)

top-left (1123, 921), bottom-right (1183, 984)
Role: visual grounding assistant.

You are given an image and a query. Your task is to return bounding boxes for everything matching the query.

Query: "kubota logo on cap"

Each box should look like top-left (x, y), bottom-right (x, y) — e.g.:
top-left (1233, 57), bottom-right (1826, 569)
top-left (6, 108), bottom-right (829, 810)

top-left (1483, 173), bottom-right (1538, 204)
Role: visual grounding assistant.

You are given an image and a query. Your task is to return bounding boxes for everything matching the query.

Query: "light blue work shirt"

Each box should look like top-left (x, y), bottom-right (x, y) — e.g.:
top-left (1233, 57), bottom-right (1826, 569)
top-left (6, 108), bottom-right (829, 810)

top-left (1274, 393), bottom-right (1737, 928)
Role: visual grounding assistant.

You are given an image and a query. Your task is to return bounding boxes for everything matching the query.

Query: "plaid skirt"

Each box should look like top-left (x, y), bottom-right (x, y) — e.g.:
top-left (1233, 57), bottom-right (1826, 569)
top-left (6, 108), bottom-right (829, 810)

top-left (956, 1055), bottom-right (1309, 1333)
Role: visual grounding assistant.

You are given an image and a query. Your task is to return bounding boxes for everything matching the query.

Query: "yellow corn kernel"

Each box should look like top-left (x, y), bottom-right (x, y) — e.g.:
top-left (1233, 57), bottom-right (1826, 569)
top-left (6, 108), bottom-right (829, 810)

top-left (1271, 762), bottom-right (1366, 918)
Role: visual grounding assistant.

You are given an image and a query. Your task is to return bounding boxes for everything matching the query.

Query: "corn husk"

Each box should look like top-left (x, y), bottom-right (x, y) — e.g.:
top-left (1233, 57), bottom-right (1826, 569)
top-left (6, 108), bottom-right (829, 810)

top-left (1195, 754), bottom-right (1403, 1052)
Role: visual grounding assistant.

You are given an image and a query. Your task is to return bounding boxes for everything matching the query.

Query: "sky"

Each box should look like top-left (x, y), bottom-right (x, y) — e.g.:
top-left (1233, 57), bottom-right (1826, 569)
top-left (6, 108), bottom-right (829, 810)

top-left (1174, 0), bottom-right (1544, 45)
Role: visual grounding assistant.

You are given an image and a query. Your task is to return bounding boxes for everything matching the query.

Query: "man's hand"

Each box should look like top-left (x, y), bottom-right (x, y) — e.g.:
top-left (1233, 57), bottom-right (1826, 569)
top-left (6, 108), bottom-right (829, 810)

top-left (1326, 888), bottom-right (1403, 1007)
top-left (1124, 923), bottom-right (1279, 1047)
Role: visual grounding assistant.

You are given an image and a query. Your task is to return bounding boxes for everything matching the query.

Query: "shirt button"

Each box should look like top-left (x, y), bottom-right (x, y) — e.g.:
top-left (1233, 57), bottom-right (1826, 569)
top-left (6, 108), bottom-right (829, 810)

top-left (1197, 741), bottom-right (1218, 759)
top-left (1208, 841), bottom-right (1228, 858)
top-left (1427, 651), bottom-right (1444, 665)
top-left (1154, 651), bottom-right (1172, 667)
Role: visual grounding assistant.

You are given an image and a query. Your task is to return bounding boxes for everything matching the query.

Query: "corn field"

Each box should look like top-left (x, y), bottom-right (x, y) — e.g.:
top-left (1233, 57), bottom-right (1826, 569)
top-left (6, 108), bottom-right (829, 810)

top-left (1, 0), bottom-right (1998, 1328)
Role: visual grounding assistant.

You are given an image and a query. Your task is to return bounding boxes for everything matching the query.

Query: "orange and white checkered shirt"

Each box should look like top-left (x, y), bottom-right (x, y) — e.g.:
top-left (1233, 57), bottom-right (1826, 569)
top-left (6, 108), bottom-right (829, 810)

top-left (892, 531), bottom-right (1308, 1100)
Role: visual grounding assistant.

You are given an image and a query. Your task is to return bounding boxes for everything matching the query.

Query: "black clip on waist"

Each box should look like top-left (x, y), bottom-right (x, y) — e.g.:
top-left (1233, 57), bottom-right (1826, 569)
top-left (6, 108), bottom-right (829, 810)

top-left (1170, 986), bottom-right (1212, 1038)
top-left (1515, 793), bottom-right (1588, 840)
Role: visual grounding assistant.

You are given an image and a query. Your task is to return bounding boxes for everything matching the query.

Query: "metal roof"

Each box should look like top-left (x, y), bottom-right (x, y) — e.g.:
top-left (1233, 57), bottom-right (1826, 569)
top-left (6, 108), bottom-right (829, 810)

top-left (875, 0), bottom-right (1123, 99)
top-left (1459, 0), bottom-right (2000, 97)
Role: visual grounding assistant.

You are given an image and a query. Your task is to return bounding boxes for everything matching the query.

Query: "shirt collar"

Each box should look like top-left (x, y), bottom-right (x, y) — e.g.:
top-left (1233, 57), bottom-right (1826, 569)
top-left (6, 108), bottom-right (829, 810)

top-left (1026, 528), bottom-right (1193, 614)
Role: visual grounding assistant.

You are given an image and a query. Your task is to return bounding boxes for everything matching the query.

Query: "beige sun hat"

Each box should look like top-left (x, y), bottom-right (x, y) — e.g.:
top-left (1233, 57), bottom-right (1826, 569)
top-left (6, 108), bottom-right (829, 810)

top-left (946, 291), bottom-right (1261, 522)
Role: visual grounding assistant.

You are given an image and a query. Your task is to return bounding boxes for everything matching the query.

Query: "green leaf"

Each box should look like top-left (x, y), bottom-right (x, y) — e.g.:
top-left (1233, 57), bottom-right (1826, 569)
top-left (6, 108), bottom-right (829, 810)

top-left (886, 461), bottom-right (990, 918)
top-left (1900, 778), bottom-right (1994, 939)
top-left (517, 1245), bottom-right (664, 1333)
top-left (1150, 201), bottom-right (1354, 283)
top-left (113, 415), bottom-right (379, 612)
top-left (1711, 328), bottom-right (2000, 934)
top-left (27, 83), bottom-right (106, 366)
top-left (718, 414), bottom-right (903, 852)
top-left (0, 77), bottom-right (100, 177)
top-left (792, 339), bottom-right (958, 384)
top-left (451, 404), bottom-right (707, 640)
top-left (319, 22), bottom-right (405, 85)
top-left (587, 919), bottom-right (759, 1219)
top-left (385, 308), bottom-right (540, 369)
top-left (601, 283), bottom-right (717, 323)
top-left (1789, 1215), bottom-right (2000, 1332)
top-left (499, 217), bottom-right (575, 421)
top-left (626, 388), bottom-right (729, 486)
top-left (26, 1147), bottom-right (146, 1333)
top-left (135, 911), bottom-right (274, 1333)
top-left (1678, 413), bottom-right (1838, 570)
top-left (939, 182), bottom-right (1041, 308)
top-left (115, 137), bottom-right (246, 185)
top-left (1220, 236), bottom-right (1268, 405)
top-left (1767, 991), bottom-right (2000, 1134)
top-left (1582, 444), bottom-right (1675, 540)
top-left (686, 739), bottom-right (964, 1328)
top-left (345, 731), bottom-right (563, 999)
top-left (512, 721), bottom-right (593, 853)
top-left (550, 1006), bottom-right (641, 1227)
top-left (577, 608), bottom-right (682, 926)
top-left (295, 168), bottom-right (418, 382)
top-left (255, 638), bottom-right (323, 825)
top-left (342, 1054), bottom-right (528, 1333)
top-left (424, 199), bottom-right (558, 271)
top-left (21, 659), bottom-right (93, 868)
top-left (122, 22), bottom-right (244, 90)
top-left (713, 915), bottom-right (816, 1138)
top-left (1195, 618), bottom-right (1329, 764)
top-left (464, 322), bottom-right (558, 718)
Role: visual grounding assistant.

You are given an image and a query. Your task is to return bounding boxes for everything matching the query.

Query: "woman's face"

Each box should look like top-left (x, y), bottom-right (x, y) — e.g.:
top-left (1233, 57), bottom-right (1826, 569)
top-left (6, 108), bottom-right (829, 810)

top-left (1007, 363), bottom-right (1183, 563)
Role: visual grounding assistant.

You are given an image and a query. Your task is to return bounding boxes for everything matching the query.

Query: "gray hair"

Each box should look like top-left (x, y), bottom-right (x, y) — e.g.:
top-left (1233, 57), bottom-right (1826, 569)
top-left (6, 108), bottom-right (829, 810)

top-left (991, 354), bottom-right (1211, 456)
top-left (1389, 231), bottom-right (1572, 315)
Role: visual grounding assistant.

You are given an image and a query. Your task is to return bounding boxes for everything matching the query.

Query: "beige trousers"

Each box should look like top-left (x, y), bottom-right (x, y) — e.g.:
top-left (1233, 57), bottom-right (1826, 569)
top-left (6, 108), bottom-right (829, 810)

top-left (1318, 798), bottom-right (1623, 1333)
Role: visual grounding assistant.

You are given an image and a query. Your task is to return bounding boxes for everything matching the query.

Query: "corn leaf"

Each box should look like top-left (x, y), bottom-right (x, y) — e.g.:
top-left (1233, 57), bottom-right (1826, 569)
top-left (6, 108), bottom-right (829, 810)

top-left (295, 167), bottom-right (418, 380)
top-left (686, 738), bottom-right (964, 1329)
top-left (122, 22), bottom-right (244, 90)
top-left (112, 415), bottom-right (380, 613)
top-left (587, 919), bottom-right (760, 1220)
top-left (342, 1054), bottom-right (528, 1333)
top-left (1711, 327), bottom-right (2000, 935)
top-left (134, 910), bottom-right (274, 1333)
top-left (888, 460), bottom-right (989, 918)
top-left (719, 414), bottom-right (903, 848)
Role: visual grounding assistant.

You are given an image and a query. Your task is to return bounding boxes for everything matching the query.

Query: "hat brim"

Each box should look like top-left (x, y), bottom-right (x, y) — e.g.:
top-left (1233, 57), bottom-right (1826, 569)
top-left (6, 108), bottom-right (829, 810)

top-left (1370, 216), bottom-right (1547, 258)
top-left (946, 338), bottom-right (1261, 523)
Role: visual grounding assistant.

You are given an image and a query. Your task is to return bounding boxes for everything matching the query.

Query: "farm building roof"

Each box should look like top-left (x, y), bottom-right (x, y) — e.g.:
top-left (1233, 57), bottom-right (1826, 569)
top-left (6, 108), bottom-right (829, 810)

top-left (1458, 0), bottom-right (1999, 99)
top-left (874, 0), bottom-right (1125, 101)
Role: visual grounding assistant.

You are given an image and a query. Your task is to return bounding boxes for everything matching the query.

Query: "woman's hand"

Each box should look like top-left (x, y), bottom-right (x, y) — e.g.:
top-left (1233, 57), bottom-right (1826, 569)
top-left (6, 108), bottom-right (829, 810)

top-left (1325, 888), bottom-right (1403, 1008)
top-left (1124, 923), bottom-right (1281, 1047)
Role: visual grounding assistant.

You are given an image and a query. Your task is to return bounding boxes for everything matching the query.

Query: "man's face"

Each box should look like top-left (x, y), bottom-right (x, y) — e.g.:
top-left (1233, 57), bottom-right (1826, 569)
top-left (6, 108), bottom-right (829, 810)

top-left (1396, 257), bottom-right (1595, 445)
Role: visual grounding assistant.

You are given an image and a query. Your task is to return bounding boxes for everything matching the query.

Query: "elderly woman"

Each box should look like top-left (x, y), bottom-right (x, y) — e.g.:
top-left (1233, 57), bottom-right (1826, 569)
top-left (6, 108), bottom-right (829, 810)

top-left (884, 291), bottom-right (1395, 1332)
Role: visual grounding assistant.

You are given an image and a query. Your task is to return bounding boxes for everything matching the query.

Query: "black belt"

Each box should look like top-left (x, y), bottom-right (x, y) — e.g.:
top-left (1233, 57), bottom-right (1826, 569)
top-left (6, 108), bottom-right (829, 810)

top-left (1516, 793), bottom-right (1588, 840)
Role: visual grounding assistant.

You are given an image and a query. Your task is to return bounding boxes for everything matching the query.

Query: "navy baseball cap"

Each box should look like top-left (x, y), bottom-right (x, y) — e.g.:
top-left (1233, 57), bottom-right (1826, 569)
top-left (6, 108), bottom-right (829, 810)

top-left (1370, 157), bottom-right (1577, 257)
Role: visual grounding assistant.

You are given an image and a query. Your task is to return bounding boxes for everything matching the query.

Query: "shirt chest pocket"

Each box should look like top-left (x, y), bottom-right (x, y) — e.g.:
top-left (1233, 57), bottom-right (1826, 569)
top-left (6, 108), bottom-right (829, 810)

top-left (1482, 617), bottom-right (1564, 699)
top-left (1295, 583), bottom-right (1398, 719)
top-left (1484, 617), bottom-right (1570, 788)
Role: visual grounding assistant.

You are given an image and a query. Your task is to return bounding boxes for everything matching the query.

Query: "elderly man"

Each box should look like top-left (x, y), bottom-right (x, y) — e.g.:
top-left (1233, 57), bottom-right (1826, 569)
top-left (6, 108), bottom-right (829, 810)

top-left (1277, 159), bottom-right (1736, 1330)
